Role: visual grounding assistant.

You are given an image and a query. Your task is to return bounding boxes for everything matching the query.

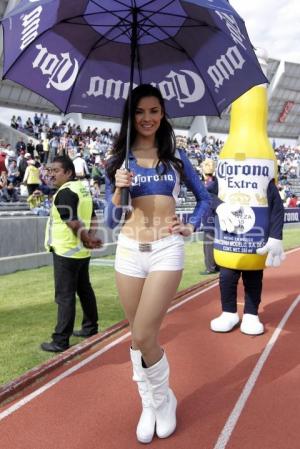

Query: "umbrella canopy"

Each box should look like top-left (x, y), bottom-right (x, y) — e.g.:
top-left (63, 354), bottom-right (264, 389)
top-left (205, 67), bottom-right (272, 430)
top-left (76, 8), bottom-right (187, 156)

top-left (1, 0), bottom-right (267, 119)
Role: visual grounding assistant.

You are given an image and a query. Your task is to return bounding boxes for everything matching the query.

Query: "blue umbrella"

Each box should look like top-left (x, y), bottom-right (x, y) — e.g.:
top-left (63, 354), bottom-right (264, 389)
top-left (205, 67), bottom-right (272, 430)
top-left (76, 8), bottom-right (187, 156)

top-left (2, 0), bottom-right (267, 118)
top-left (1, 0), bottom-right (267, 201)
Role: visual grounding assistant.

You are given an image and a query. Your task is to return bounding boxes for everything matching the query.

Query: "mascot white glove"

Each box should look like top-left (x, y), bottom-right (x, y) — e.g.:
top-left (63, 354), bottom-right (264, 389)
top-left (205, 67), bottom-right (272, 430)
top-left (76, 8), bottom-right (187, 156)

top-left (256, 237), bottom-right (286, 267)
top-left (216, 203), bottom-right (240, 233)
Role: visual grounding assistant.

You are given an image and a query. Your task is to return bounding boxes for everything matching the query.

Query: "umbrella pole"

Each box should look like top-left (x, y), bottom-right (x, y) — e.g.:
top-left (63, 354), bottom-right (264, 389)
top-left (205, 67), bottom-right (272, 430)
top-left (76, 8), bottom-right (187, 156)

top-left (121, 7), bottom-right (138, 206)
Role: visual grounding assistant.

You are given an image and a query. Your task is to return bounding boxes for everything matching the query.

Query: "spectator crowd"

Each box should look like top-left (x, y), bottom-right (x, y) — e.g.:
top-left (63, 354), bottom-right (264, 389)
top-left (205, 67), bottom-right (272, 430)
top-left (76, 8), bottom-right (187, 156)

top-left (0, 112), bottom-right (299, 212)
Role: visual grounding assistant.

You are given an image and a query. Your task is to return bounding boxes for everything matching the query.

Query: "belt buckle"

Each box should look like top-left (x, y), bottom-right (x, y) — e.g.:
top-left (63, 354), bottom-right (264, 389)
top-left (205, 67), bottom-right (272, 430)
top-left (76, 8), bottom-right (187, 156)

top-left (139, 242), bottom-right (152, 252)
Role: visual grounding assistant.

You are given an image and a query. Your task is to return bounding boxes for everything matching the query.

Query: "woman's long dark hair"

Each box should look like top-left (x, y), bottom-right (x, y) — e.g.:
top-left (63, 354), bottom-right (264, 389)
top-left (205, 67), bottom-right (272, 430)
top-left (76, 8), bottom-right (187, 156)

top-left (106, 84), bottom-right (184, 184)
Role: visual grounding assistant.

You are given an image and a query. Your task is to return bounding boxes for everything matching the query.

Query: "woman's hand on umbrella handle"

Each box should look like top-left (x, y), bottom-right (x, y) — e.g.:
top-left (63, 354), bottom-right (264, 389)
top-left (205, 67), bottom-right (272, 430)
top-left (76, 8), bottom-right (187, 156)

top-left (115, 168), bottom-right (134, 188)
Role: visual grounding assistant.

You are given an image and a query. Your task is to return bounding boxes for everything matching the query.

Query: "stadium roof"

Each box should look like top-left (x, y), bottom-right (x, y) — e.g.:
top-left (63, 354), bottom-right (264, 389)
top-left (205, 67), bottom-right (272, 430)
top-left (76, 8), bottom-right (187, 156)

top-left (0, 0), bottom-right (299, 141)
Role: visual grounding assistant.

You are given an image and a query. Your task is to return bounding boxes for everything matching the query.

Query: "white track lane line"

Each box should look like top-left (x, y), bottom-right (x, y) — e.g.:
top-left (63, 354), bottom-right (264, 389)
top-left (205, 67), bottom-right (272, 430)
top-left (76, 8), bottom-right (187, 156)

top-left (0, 282), bottom-right (218, 422)
top-left (213, 294), bottom-right (300, 449)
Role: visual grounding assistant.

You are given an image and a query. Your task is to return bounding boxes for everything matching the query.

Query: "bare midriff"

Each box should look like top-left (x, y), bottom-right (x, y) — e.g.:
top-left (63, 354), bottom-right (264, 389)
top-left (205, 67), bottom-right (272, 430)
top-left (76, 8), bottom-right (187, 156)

top-left (121, 195), bottom-right (176, 242)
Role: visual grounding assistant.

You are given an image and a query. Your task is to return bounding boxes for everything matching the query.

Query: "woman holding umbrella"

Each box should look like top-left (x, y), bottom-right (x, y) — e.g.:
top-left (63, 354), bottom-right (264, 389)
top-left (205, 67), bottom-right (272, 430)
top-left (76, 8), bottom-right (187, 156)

top-left (105, 84), bottom-right (210, 443)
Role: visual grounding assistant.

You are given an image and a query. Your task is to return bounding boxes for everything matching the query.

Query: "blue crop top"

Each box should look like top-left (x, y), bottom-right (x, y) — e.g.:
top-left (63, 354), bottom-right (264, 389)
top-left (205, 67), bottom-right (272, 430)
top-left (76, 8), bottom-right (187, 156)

top-left (105, 148), bottom-right (211, 229)
top-left (126, 150), bottom-right (181, 199)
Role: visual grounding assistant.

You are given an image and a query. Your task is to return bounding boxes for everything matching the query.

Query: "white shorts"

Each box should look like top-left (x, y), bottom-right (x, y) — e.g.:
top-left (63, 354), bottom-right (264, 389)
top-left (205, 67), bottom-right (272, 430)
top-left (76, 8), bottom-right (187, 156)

top-left (115, 233), bottom-right (185, 278)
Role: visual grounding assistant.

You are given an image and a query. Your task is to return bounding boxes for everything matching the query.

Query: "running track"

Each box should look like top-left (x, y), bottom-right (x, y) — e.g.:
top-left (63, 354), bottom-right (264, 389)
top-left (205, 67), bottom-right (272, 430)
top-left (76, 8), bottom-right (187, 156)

top-left (1, 249), bottom-right (300, 449)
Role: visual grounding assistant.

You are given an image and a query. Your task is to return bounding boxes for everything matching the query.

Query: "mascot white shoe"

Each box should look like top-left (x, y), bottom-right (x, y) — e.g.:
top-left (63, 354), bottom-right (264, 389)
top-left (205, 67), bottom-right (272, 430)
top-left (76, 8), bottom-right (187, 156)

top-left (240, 314), bottom-right (264, 335)
top-left (210, 312), bottom-right (240, 332)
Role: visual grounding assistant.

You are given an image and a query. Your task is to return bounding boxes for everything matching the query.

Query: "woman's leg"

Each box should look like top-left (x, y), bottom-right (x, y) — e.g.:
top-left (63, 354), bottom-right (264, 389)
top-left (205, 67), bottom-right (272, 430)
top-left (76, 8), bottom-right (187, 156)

top-left (115, 272), bottom-right (151, 443)
top-left (131, 270), bottom-right (182, 366)
top-left (115, 269), bottom-right (182, 364)
top-left (115, 272), bottom-right (145, 331)
top-left (129, 346), bottom-right (156, 443)
top-left (116, 269), bottom-right (182, 438)
top-left (132, 270), bottom-right (182, 439)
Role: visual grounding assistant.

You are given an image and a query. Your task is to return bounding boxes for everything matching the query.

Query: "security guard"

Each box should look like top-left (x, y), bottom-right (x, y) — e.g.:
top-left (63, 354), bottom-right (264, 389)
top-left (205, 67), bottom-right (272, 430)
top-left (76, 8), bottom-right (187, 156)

top-left (41, 156), bottom-right (102, 353)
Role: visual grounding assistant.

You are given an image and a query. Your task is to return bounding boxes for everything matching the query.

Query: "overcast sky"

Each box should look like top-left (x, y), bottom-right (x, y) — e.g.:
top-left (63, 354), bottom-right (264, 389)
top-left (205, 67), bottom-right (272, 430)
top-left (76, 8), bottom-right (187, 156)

top-left (230, 0), bottom-right (300, 63)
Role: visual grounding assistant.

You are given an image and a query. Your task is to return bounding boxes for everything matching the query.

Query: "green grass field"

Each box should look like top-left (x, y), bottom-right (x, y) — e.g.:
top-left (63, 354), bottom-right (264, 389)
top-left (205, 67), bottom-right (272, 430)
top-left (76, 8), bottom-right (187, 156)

top-left (0, 226), bottom-right (299, 386)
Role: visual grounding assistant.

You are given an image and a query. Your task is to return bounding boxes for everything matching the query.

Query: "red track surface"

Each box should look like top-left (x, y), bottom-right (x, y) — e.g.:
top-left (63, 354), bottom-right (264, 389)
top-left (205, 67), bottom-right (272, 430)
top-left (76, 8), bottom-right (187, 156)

top-left (1, 248), bottom-right (299, 449)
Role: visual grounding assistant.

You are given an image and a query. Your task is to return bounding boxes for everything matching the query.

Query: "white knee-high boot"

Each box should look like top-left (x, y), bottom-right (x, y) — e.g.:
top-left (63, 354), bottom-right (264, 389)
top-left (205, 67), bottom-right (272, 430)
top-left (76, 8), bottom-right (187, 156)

top-left (144, 351), bottom-right (177, 439)
top-left (130, 348), bottom-right (156, 444)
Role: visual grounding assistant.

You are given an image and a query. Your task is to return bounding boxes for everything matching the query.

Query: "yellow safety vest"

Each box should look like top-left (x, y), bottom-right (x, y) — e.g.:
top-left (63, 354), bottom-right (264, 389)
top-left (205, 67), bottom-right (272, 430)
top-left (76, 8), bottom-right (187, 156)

top-left (45, 180), bottom-right (93, 258)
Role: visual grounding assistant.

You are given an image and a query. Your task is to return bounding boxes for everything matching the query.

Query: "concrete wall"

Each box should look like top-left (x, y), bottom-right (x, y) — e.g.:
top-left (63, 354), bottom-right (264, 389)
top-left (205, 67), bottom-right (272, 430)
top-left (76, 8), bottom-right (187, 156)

top-left (0, 245), bottom-right (118, 275)
top-left (0, 216), bottom-right (48, 257)
top-left (0, 215), bottom-right (119, 274)
top-left (0, 215), bottom-right (121, 256)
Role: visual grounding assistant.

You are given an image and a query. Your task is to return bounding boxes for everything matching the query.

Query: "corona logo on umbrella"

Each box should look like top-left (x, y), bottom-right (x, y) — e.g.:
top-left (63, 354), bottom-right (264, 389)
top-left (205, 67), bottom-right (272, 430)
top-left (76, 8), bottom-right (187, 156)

top-left (32, 44), bottom-right (79, 91)
top-left (29, 42), bottom-right (247, 111)
top-left (20, 5), bottom-right (43, 50)
top-left (31, 43), bottom-right (207, 105)
top-left (85, 69), bottom-right (206, 108)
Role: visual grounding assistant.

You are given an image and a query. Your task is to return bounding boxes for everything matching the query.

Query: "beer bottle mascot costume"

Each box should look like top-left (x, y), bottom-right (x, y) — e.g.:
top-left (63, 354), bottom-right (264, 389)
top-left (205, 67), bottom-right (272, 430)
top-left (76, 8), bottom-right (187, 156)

top-left (210, 49), bottom-right (285, 335)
